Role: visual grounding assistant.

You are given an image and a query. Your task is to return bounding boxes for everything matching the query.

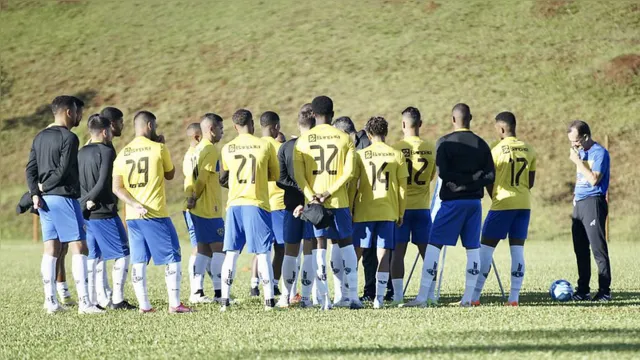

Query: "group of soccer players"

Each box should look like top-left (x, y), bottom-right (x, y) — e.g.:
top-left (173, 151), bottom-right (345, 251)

top-left (27, 94), bottom-right (538, 314)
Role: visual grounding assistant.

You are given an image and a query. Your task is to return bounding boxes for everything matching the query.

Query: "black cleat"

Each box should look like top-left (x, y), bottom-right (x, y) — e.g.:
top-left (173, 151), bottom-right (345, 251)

top-left (572, 292), bottom-right (591, 301)
top-left (592, 291), bottom-right (612, 302)
top-left (250, 287), bottom-right (260, 297)
top-left (359, 295), bottom-right (374, 302)
top-left (110, 300), bottom-right (137, 310)
top-left (274, 285), bottom-right (281, 297)
top-left (384, 291), bottom-right (394, 302)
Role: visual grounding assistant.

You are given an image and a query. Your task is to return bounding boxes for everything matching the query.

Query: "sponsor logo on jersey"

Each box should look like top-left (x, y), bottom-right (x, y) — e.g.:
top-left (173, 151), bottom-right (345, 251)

top-left (124, 146), bottom-right (151, 156)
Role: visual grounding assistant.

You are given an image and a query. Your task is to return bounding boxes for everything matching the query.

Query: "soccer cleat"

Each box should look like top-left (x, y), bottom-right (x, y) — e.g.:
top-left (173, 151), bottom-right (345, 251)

top-left (333, 298), bottom-right (352, 308)
top-left (572, 292), bottom-right (591, 301)
top-left (300, 297), bottom-right (314, 309)
top-left (219, 298), bottom-right (231, 312)
top-left (427, 299), bottom-right (439, 307)
top-left (359, 295), bottom-right (374, 302)
top-left (139, 307), bottom-right (156, 314)
top-left (169, 303), bottom-right (193, 314)
top-left (390, 300), bottom-right (404, 307)
top-left (373, 298), bottom-right (383, 309)
top-left (319, 295), bottom-right (332, 311)
top-left (384, 291), bottom-right (394, 302)
top-left (189, 291), bottom-right (214, 304)
top-left (592, 292), bottom-right (612, 302)
top-left (78, 305), bottom-right (106, 314)
top-left (459, 301), bottom-right (472, 308)
top-left (505, 301), bottom-right (518, 307)
top-left (110, 300), bottom-right (137, 310)
top-left (249, 287), bottom-right (260, 297)
top-left (290, 293), bottom-right (302, 304)
top-left (264, 298), bottom-right (276, 311)
top-left (471, 300), bottom-right (481, 307)
top-left (399, 299), bottom-right (427, 308)
top-left (276, 296), bottom-right (290, 308)
top-left (46, 303), bottom-right (66, 314)
top-left (60, 296), bottom-right (77, 307)
top-left (274, 285), bottom-right (281, 297)
top-left (349, 298), bottom-right (364, 310)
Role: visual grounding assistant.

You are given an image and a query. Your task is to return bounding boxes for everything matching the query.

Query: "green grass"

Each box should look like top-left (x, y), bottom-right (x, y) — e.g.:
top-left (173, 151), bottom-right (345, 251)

top-left (1, 239), bottom-right (639, 359)
top-left (1, 0), bottom-right (640, 240)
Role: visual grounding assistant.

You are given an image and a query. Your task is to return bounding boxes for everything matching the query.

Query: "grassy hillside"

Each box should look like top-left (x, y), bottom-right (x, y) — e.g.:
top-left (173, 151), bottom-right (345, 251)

top-left (1, 0), bottom-right (639, 241)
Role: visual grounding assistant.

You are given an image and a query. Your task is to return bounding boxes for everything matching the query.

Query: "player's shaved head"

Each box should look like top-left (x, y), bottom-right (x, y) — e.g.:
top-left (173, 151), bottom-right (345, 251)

top-left (133, 110), bottom-right (156, 137)
top-left (260, 111), bottom-right (280, 127)
top-left (186, 122), bottom-right (201, 135)
top-left (401, 106), bottom-right (421, 128)
top-left (452, 103), bottom-right (472, 127)
top-left (365, 116), bottom-right (388, 138)
top-left (333, 116), bottom-right (356, 135)
top-left (495, 111), bottom-right (517, 133)
top-left (298, 103), bottom-right (315, 129)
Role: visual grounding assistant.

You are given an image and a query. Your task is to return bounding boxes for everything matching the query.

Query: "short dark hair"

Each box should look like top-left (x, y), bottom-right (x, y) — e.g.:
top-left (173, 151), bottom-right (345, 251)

top-left (87, 114), bottom-right (111, 134)
top-left (333, 116), bottom-right (356, 134)
top-left (364, 116), bottom-right (388, 137)
top-left (50, 95), bottom-right (77, 115)
top-left (401, 106), bottom-right (421, 127)
top-left (186, 122), bottom-right (201, 133)
top-left (452, 103), bottom-right (472, 124)
top-left (568, 120), bottom-right (591, 137)
top-left (298, 103), bottom-right (315, 128)
top-left (133, 110), bottom-right (156, 125)
top-left (232, 109), bottom-right (252, 126)
top-left (100, 107), bottom-right (123, 122)
top-left (201, 113), bottom-right (223, 125)
top-left (495, 111), bottom-right (516, 131)
top-left (72, 96), bottom-right (85, 109)
top-left (260, 111), bottom-right (280, 127)
top-left (311, 96), bottom-right (333, 116)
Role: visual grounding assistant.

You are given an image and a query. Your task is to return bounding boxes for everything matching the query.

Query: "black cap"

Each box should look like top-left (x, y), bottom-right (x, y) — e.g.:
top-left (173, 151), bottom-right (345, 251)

top-left (300, 203), bottom-right (334, 229)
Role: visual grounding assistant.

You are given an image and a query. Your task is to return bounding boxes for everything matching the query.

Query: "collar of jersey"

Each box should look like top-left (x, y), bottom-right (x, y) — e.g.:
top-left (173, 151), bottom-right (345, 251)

top-left (454, 128), bottom-right (470, 132)
top-left (503, 136), bottom-right (517, 141)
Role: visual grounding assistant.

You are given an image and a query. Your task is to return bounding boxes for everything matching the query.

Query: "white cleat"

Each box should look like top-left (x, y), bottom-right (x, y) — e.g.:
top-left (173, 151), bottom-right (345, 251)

top-left (46, 303), bottom-right (66, 314)
top-left (78, 305), bottom-right (106, 314)
top-left (300, 298), bottom-right (314, 309)
top-left (399, 299), bottom-right (427, 308)
top-left (189, 293), bottom-right (214, 304)
top-left (333, 298), bottom-right (352, 308)
top-left (373, 298), bottom-right (383, 309)
top-left (276, 297), bottom-right (290, 308)
top-left (319, 295), bottom-right (332, 311)
top-left (459, 301), bottom-right (472, 308)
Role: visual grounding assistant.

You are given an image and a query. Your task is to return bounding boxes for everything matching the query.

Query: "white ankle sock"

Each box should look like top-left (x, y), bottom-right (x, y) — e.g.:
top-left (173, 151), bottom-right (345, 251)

top-left (314, 249), bottom-right (328, 296)
top-left (339, 245), bottom-right (359, 300)
top-left (473, 244), bottom-right (495, 302)
top-left (131, 263), bottom-right (151, 310)
top-left (194, 253), bottom-right (210, 294)
top-left (97, 257), bottom-right (112, 297)
top-left (300, 254), bottom-right (314, 301)
top-left (42, 255), bottom-right (58, 308)
top-left (509, 245), bottom-right (525, 303)
top-left (392, 278), bottom-right (404, 302)
top-left (462, 248), bottom-right (480, 304)
top-left (257, 252), bottom-right (275, 300)
top-left (56, 281), bottom-right (70, 299)
top-left (281, 255), bottom-right (297, 300)
top-left (221, 251), bottom-right (239, 300)
top-left (211, 253), bottom-right (224, 292)
top-left (330, 244), bottom-right (344, 301)
top-left (290, 247), bottom-right (302, 299)
top-left (164, 262), bottom-right (181, 308)
top-left (95, 257), bottom-right (109, 306)
top-left (376, 272), bottom-right (389, 301)
top-left (112, 256), bottom-right (129, 304)
top-left (87, 258), bottom-right (96, 305)
top-left (188, 254), bottom-right (197, 295)
top-left (416, 245), bottom-right (440, 302)
top-left (71, 254), bottom-right (90, 308)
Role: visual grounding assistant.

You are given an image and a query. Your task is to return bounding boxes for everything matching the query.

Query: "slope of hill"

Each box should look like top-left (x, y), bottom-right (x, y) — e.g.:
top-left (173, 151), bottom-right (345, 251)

top-left (1, 0), bottom-right (639, 241)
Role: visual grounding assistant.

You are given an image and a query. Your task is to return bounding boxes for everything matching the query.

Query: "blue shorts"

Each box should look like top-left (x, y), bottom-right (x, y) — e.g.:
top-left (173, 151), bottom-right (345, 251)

top-left (313, 208), bottom-right (353, 240)
top-left (182, 211), bottom-right (198, 247)
top-left (127, 218), bottom-right (181, 265)
top-left (39, 195), bottom-right (86, 242)
top-left (482, 209), bottom-right (531, 240)
top-left (283, 211), bottom-right (316, 244)
top-left (353, 221), bottom-right (396, 249)
top-left (86, 216), bottom-right (129, 260)
top-left (189, 213), bottom-right (224, 244)
top-left (224, 206), bottom-right (274, 254)
top-left (395, 209), bottom-right (432, 244)
top-left (429, 199), bottom-right (482, 249)
top-left (271, 210), bottom-right (287, 246)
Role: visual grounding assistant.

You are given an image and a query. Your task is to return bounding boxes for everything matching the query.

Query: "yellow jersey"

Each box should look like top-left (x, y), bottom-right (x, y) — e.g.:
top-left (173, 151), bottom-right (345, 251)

top-left (262, 136), bottom-right (286, 212)
top-left (490, 137), bottom-right (537, 210)
top-left (392, 136), bottom-right (436, 210)
top-left (293, 124), bottom-right (355, 209)
top-left (351, 142), bottom-right (408, 222)
top-left (220, 134), bottom-right (279, 211)
top-left (113, 136), bottom-right (174, 219)
top-left (185, 138), bottom-right (223, 218)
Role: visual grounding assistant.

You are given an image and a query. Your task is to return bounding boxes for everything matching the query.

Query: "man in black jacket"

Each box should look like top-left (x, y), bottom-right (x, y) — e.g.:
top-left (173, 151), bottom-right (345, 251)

top-left (79, 114), bottom-right (135, 310)
top-left (402, 103), bottom-right (495, 308)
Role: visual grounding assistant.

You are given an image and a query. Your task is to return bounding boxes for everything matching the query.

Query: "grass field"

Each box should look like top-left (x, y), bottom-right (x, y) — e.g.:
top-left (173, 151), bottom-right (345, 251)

top-left (1, 239), bottom-right (640, 359)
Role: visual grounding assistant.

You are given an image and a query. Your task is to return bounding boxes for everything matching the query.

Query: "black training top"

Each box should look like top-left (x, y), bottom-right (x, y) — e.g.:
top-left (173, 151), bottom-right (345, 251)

top-left (78, 142), bottom-right (118, 219)
top-left (277, 138), bottom-right (305, 211)
top-left (26, 125), bottom-right (81, 199)
top-left (354, 130), bottom-right (371, 150)
top-left (436, 129), bottom-right (495, 201)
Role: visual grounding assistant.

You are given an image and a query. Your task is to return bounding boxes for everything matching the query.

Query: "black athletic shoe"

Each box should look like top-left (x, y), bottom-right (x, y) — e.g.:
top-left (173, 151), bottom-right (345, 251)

top-left (96, 304), bottom-right (107, 311)
top-left (359, 295), bottom-right (374, 302)
top-left (250, 287), bottom-right (260, 297)
top-left (110, 300), bottom-right (137, 310)
top-left (274, 285), bottom-right (281, 297)
top-left (384, 290), bottom-right (394, 302)
top-left (592, 291), bottom-right (612, 302)
top-left (572, 292), bottom-right (591, 301)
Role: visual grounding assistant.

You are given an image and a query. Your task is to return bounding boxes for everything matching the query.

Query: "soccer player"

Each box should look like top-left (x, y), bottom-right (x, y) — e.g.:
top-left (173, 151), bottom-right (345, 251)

top-left (100, 106), bottom-right (125, 138)
top-left (276, 104), bottom-right (317, 307)
top-left (79, 114), bottom-right (135, 310)
top-left (294, 95), bottom-right (362, 310)
top-left (567, 120), bottom-right (611, 302)
top-left (219, 109), bottom-right (279, 311)
top-left (112, 110), bottom-right (191, 313)
top-left (402, 103), bottom-right (495, 308)
top-left (26, 95), bottom-right (100, 314)
top-left (184, 114), bottom-right (226, 304)
top-left (350, 116), bottom-right (408, 309)
top-left (391, 107), bottom-right (436, 304)
top-left (260, 111), bottom-right (287, 297)
top-left (471, 112), bottom-right (536, 306)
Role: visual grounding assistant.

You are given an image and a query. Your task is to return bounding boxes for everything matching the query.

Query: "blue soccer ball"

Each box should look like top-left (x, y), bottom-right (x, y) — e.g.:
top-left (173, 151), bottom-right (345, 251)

top-left (549, 279), bottom-right (574, 302)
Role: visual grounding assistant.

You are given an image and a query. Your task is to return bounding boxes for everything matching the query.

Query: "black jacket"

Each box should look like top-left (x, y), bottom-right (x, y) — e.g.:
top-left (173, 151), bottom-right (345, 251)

top-left (276, 138), bottom-right (305, 211)
top-left (354, 130), bottom-right (371, 150)
top-left (78, 142), bottom-right (118, 219)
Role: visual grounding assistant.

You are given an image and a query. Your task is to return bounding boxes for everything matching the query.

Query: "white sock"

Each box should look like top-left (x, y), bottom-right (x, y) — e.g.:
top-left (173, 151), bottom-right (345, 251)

top-left (221, 251), bottom-right (239, 301)
top-left (300, 254), bottom-right (314, 301)
top-left (87, 258), bottom-right (97, 305)
top-left (131, 263), bottom-right (151, 310)
top-left (472, 244), bottom-right (495, 302)
top-left (281, 255), bottom-right (297, 301)
top-left (290, 246), bottom-right (302, 299)
top-left (392, 278), bottom-right (404, 302)
top-left (71, 254), bottom-right (90, 308)
top-left (376, 272), bottom-right (389, 301)
top-left (100, 259), bottom-right (112, 297)
top-left (188, 254), bottom-right (197, 295)
top-left (257, 253), bottom-right (275, 301)
top-left (194, 253), bottom-right (210, 294)
top-left (95, 257), bottom-right (109, 306)
top-left (112, 256), bottom-right (129, 304)
top-left (339, 245), bottom-right (359, 301)
top-left (211, 253), bottom-right (224, 292)
top-left (314, 249), bottom-right (328, 297)
top-left (462, 248), bottom-right (480, 304)
top-left (330, 244), bottom-right (344, 301)
top-left (56, 281), bottom-right (70, 299)
top-left (250, 277), bottom-right (259, 289)
top-left (41, 255), bottom-right (58, 308)
top-left (164, 262), bottom-right (182, 308)
top-left (311, 250), bottom-right (319, 303)
top-left (509, 245), bottom-right (525, 303)
top-left (427, 276), bottom-right (437, 301)
top-left (416, 245), bottom-right (440, 302)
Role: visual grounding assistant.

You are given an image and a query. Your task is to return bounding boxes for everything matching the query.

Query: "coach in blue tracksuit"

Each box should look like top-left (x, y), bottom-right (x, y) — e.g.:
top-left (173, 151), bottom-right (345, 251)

top-left (567, 120), bottom-right (611, 302)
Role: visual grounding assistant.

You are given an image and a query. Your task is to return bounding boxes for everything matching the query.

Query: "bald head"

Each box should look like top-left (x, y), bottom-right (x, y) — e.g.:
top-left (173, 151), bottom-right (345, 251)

top-left (452, 103), bottom-right (472, 128)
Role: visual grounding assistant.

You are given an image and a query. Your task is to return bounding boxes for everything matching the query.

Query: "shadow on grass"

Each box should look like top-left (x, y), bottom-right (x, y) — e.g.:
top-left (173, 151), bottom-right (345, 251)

top-left (1, 89), bottom-right (97, 131)
top-left (435, 291), bottom-right (640, 307)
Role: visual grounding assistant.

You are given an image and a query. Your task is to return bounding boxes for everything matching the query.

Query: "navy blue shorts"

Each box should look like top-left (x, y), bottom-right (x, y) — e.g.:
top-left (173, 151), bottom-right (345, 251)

top-left (283, 210), bottom-right (315, 244)
top-left (224, 206), bottom-right (274, 254)
top-left (39, 195), bottom-right (85, 242)
top-left (395, 209), bottom-right (432, 244)
top-left (353, 221), bottom-right (396, 249)
top-left (482, 209), bottom-right (531, 240)
top-left (127, 218), bottom-right (181, 265)
top-left (86, 216), bottom-right (129, 260)
top-left (190, 213), bottom-right (224, 244)
top-left (429, 199), bottom-right (482, 249)
top-left (271, 210), bottom-right (287, 246)
top-left (313, 207), bottom-right (353, 240)
top-left (182, 211), bottom-right (198, 247)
